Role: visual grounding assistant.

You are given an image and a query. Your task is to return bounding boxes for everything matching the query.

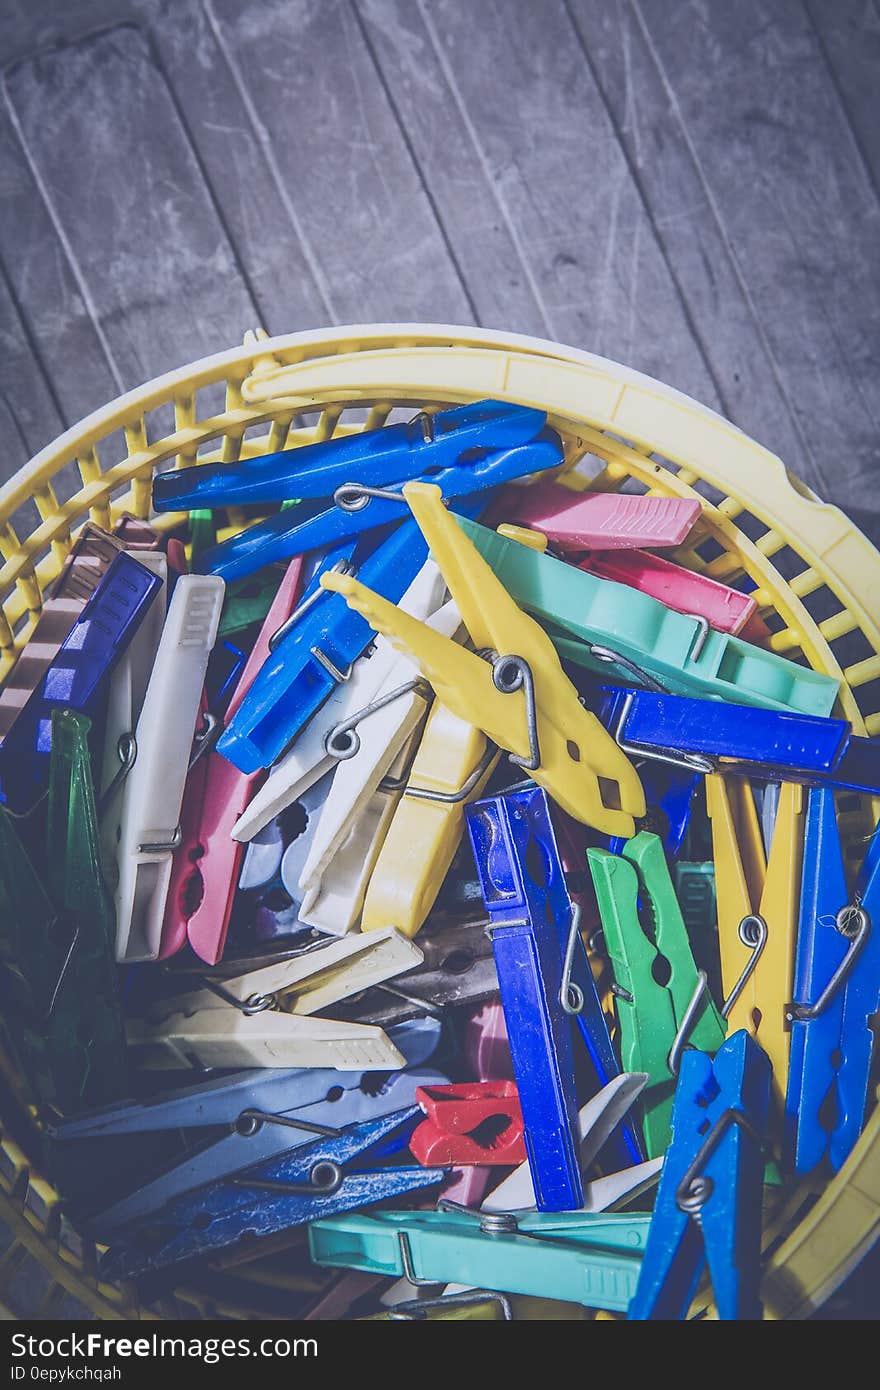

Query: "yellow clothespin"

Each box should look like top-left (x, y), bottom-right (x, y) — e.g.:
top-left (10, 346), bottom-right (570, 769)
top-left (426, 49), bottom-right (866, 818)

top-left (707, 774), bottom-right (804, 1105)
top-left (321, 482), bottom-right (645, 837)
top-left (361, 701), bottom-right (501, 938)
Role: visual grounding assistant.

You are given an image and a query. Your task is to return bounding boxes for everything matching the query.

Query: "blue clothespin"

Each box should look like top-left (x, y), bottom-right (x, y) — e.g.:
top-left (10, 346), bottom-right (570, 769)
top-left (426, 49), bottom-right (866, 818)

top-left (785, 788), bottom-right (880, 1174)
top-left (599, 686), bottom-right (880, 794)
top-left (0, 553), bottom-right (162, 813)
top-left (153, 400), bottom-right (547, 511)
top-left (465, 786), bottom-right (642, 1212)
top-left (195, 433), bottom-right (562, 583)
top-left (629, 1030), bottom-right (771, 1321)
top-left (609, 763), bottom-right (698, 857)
top-left (52, 1017), bottom-right (444, 1234)
top-left (100, 1107), bottom-right (445, 1277)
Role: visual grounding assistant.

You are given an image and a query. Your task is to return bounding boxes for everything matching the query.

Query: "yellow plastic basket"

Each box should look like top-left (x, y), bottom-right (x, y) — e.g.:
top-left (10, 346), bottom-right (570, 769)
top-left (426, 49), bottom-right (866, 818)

top-left (1, 324), bottom-right (879, 1320)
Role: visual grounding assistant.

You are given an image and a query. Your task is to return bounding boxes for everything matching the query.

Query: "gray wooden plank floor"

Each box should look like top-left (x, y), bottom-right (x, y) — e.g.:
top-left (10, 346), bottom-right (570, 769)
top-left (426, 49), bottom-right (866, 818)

top-left (0, 0), bottom-right (877, 533)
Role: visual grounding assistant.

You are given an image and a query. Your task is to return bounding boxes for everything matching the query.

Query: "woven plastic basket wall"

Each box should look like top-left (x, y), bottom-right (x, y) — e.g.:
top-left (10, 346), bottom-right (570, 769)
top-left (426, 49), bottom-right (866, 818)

top-left (1, 325), bottom-right (879, 1321)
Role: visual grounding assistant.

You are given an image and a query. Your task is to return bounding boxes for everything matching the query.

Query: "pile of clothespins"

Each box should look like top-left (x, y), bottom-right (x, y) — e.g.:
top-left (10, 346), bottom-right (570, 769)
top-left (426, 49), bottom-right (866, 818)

top-left (0, 400), bottom-right (876, 1321)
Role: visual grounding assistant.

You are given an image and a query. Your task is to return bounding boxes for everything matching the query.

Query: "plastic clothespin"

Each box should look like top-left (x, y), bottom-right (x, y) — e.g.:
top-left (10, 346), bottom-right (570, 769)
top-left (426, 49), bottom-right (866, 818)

top-left (482, 1074), bottom-right (661, 1214)
top-left (457, 517), bottom-right (839, 718)
top-left (217, 569), bottom-right (285, 639)
top-left (230, 559), bottom-right (450, 845)
top-left (0, 524), bottom-right (125, 744)
top-left (159, 556), bottom-right (305, 964)
top-left (112, 515), bottom-right (163, 550)
top-left (609, 762), bottom-right (700, 858)
top-left (436, 1004), bottom-right (513, 1211)
top-left (466, 787), bottom-right (642, 1211)
top-left (494, 479), bottom-right (701, 550)
top-left (360, 700), bottom-right (501, 939)
top-left (165, 927), bottom-right (424, 1020)
top-left (707, 775), bottom-right (804, 1108)
top-left (577, 549), bottom-right (765, 638)
top-left (322, 482), bottom-right (645, 836)
top-left (600, 686), bottom-right (880, 795)
top-left (218, 518), bottom-right (432, 774)
top-left (628, 1030), bottom-right (771, 1321)
top-left (309, 1207), bottom-right (651, 1312)
top-left (587, 832), bottom-right (726, 1157)
top-left (410, 1083), bottom-right (526, 1167)
top-left (0, 711), bottom-right (128, 1113)
top-left (101, 1107), bottom-right (447, 1277)
top-left (111, 575), bottom-right (224, 962)
top-left (0, 552), bottom-right (163, 814)
top-left (54, 1018), bottom-right (444, 1232)
top-left (785, 789), bottom-right (880, 1173)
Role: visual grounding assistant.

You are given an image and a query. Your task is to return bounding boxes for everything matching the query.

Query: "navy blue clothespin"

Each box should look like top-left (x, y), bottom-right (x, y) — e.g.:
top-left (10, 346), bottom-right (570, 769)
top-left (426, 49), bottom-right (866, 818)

top-left (785, 788), bottom-right (880, 1174)
top-left (100, 1106), bottom-right (446, 1277)
top-left (608, 762), bottom-right (699, 857)
top-left (629, 1030), bottom-right (771, 1321)
top-left (52, 1016), bottom-right (444, 1234)
top-left (465, 786), bottom-right (642, 1212)
top-left (0, 553), bottom-right (162, 814)
top-left (599, 686), bottom-right (880, 795)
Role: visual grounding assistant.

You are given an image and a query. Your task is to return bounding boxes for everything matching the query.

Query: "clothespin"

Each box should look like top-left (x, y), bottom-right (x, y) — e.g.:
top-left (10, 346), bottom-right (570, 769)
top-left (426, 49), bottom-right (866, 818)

top-left (707, 776), bottom-right (804, 1108)
top-left (0, 711), bottom-right (127, 1113)
top-left (456, 516), bottom-right (839, 718)
top-left (608, 762), bottom-right (700, 858)
top-left (101, 1108), bottom-right (447, 1277)
top-left (577, 549), bottom-right (765, 638)
top-left (628, 1030), bottom-right (771, 1320)
top-left (409, 1083), bottom-right (526, 1167)
top-left (0, 552), bottom-right (163, 814)
top-left (0, 524), bottom-right (125, 744)
top-left (218, 518), bottom-right (432, 774)
top-left (360, 700), bottom-right (501, 939)
top-left (230, 558), bottom-right (450, 845)
top-left (53, 1017), bottom-right (444, 1231)
top-left (785, 789), bottom-right (880, 1173)
top-left (159, 556), bottom-right (304, 964)
top-left (309, 1206), bottom-right (651, 1312)
top-left (587, 832), bottom-right (726, 1157)
top-left (466, 787), bottom-right (642, 1210)
top-left (600, 686), bottom-right (880, 795)
top-left (482, 1074), bottom-right (661, 1214)
top-left (217, 569), bottom-right (285, 639)
top-left (165, 927), bottom-right (423, 1019)
top-left (111, 575), bottom-right (224, 961)
top-left (322, 482), bottom-right (645, 836)
top-left (493, 479), bottom-right (701, 550)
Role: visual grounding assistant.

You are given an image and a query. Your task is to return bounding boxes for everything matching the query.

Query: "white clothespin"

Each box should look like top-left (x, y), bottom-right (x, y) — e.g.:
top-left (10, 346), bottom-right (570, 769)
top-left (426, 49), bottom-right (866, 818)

top-left (99, 550), bottom-right (168, 884)
top-left (114, 575), bottom-right (224, 962)
top-left (296, 597), bottom-right (462, 933)
top-left (231, 560), bottom-right (449, 843)
top-left (127, 1006), bottom-right (406, 1071)
top-left (170, 927), bottom-right (423, 1017)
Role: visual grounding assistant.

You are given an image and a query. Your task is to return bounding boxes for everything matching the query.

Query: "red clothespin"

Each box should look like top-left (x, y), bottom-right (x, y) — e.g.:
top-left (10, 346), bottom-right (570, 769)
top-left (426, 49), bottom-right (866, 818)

top-left (577, 549), bottom-right (769, 640)
top-left (410, 1082), bottom-right (526, 1167)
top-left (493, 479), bottom-right (701, 550)
top-left (159, 558), bottom-right (304, 964)
top-left (441, 1004), bottom-right (514, 1206)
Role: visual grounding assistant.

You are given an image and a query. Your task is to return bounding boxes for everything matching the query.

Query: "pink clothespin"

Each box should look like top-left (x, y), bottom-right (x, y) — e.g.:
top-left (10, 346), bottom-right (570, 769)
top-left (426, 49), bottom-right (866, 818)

top-left (493, 480), bottom-right (701, 550)
top-left (440, 1003), bottom-right (513, 1208)
top-left (578, 549), bottom-right (768, 639)
top-left (159, 559), bottom-right (304, 964)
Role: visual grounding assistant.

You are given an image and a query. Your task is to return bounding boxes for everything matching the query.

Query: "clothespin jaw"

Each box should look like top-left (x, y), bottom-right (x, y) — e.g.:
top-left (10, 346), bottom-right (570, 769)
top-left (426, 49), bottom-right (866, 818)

top-left (707, 777), bottom-right (804, 1109)
top-left (410, 1083), bottom-right (526, 1167)
top-left (587, 832), bottom-right (725, 1157)
top-left (628, 1030), bottom-right (771, 1321)
top-left (100, 1107), bottom-right (446, 1278)
top-left (322, 482), bottom-right (645, 836)
top-left (786, 790), bottom-right (880, 1173)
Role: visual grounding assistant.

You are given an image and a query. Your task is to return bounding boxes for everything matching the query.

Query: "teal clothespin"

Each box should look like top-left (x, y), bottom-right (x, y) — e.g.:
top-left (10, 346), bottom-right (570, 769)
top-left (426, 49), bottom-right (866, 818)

top-left (455, 517), bottom-right (838, 717)
top-left (588, 833), bottom-right (725, 1158)
top-left (309, 1207), bottom-right (652, 1311)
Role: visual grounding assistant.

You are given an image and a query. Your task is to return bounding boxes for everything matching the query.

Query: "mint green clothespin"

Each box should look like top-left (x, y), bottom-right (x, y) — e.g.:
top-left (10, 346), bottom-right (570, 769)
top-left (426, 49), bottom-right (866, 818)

top-left (588, 833), bottom-right (725, 1157)
top-left (456, 517), bottom-right (838, 717)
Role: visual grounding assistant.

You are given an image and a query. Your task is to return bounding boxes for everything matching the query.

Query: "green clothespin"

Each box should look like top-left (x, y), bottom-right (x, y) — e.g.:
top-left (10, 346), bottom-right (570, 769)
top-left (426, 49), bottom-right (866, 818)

top-left (0, 809), bottom-right (59, 1107)
top-left (587, 833), bottom-right (725, 1157)
top-left (45, 709), bottom-right (128, 1112)
top-left (188, 509), bottom-right (217, 570)
top-left (309, 1208), bottom-right (651, 1311)
top-left (218, 570), bottom-right (283, 639)
top-left (456, 517), bottom-right (838, 717)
